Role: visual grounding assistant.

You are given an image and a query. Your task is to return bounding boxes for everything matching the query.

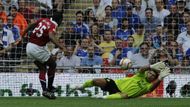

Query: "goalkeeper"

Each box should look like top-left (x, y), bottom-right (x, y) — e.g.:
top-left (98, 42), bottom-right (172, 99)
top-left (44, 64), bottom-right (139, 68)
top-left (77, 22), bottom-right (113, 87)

top-left (74, 61), bottom-right (170, 99)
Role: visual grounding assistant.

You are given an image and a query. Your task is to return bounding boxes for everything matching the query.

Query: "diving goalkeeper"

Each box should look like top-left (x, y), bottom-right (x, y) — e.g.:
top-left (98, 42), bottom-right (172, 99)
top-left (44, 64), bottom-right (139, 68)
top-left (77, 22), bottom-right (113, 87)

top-left (74, 62), bottom-right (170, 99)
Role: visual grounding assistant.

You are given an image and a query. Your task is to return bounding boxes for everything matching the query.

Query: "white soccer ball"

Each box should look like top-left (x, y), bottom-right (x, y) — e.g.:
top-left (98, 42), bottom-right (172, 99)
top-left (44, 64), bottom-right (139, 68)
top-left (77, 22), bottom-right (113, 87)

top-left (119, 58), bottom-right (132, 68)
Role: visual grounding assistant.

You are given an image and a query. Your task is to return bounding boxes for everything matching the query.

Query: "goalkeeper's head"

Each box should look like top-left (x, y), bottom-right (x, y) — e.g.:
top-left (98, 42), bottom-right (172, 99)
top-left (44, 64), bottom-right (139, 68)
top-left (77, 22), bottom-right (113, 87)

top-left (145, 70), bottom-right (159, 82)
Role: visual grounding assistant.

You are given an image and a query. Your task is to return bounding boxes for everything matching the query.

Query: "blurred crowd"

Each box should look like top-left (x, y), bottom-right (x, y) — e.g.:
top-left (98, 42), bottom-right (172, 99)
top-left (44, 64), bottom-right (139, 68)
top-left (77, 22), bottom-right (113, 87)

top-left (0, 0), bottom-right (190, 73)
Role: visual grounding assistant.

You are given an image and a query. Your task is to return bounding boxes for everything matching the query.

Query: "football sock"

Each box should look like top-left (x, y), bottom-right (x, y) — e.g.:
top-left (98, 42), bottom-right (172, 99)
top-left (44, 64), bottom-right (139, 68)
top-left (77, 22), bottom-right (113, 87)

top-left (47, 69), bottom-right (55, 90)
top-left (82, 80), bottom-right (94, 88)
top-left (39, 71), bottom-right (46, 91)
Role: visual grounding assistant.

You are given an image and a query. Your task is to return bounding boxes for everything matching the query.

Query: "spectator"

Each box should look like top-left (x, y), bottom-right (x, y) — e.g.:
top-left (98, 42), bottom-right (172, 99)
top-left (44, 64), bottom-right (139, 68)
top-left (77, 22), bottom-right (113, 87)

top-left (52, 0), bottom-right (64, 26)
top-left (141, 0), bottom-right (156, 11)
top-left (51, 36), bottom-right (65, 69)
top-left (84, 8), bottom-right (97, 27)
top-left (18, 0), bottom-right (37, 24)
top-left (97, 16), bottom-right (105, 35)
top-left (177, 20), bottom-right (190, 56)
top-left (74, 39), bottom-right (89, 59)
top-left (179, 11), bottom-right (190, 33)
top-left (115, 18), bottom-right (135, 41)
top-left (166, 40), bottom-right (184, 62)
top-left (141, 8), bottom-right (161, 37)
top-left (6, 15), bottom-right (22, 62)
top-left (104, 5), bottom-right (118, 32)
top-left (123, 36), bottom-right (139, 59)
top-left (186, 0), bottom-right (190, 10)
top-left (9, 5), bottom-right (28, 36)
top-left (132, 24), bottom-right (145, 48)
top-left (176, 0), bottom-right (189, 15)
top-left (2, 0), bottom-right (18, 15)
top-left (0, 4), bottom-right (7, 23)
top-left (108, 37), bottom-right (138, 66)
top-left (58, 45), bottom-right (81, 73)
top-left (150, 48), bottom-right (179, 66)
top-left (166, 17), bottom-right (179, 39)
top-left (91, 0), bottom-right (105, 18)
top-left (153, 0), bottom-right (170, 26)
top-left (132, 0), bottom-right (146, 20)
top-left (99, 30), bottom-right (115, 59)
top-left (179, 56), bottom-right (190, 74)
top-left (0, 18), bottom-right (15, 56)
top-left (80, 45), bottom-right (103, 73)
top-left (130, 42), bottom-right (151, 67)
top-left (164, 0), bottom-right (176, 9)
top-left (108, 39), bottom-right (126, 66)
top-left (125, 5), bottom-right (141, 29)
top-left (111, 0), bottom-right (126, 28)
top-left (164, 4), bottom-right (182, 28)
top-left (72, 10), bottom-right (90, 39)
top-left (151, 25), bottom-right (167, 49)
top-left (90, 23), bottom-right (103, 45)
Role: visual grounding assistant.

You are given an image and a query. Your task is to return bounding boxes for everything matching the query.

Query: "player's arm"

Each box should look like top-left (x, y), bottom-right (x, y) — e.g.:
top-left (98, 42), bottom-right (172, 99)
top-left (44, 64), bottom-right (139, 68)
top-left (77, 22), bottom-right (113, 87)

top-left (49, 32), bottom-right (66, 52)
top-left (22, 22), bottom-right (38, 37)
top-left (0, 42), bottom-right (15, 54)
top-left (139, 61), bottom-right (166, 73)
top-left (149, 67), bottom-right (171, 92)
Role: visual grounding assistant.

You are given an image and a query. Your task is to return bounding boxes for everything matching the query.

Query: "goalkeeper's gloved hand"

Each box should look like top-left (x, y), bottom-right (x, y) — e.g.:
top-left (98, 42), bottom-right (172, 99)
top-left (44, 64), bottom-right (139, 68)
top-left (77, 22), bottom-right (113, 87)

top-left (150, 61), bottom-right (166, 72)
top-left (158, 67), bottom-right (171, 80)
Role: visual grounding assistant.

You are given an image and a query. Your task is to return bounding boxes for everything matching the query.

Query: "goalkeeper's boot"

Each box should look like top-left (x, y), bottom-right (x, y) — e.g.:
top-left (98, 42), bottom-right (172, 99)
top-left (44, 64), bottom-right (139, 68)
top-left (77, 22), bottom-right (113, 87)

top-left (42, 91), bottom-right (56, 99)
top-left (48, 86), bottom-right (57, 93)
top-left (72, 85), bottom-right (84, 91)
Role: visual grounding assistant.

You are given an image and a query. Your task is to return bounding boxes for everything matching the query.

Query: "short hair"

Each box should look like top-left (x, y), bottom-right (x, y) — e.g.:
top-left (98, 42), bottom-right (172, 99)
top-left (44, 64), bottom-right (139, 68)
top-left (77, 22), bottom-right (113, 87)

top-left (105, 5), bottom-right (112, 11)
top-left (139, 42), bottom-right (150, 48)
top-left (76, 10), bottom-right (84, 16)
top-left (145, 8), bottom-right (153, 13)
top-left (137, 24), bottom-right (144, 29)
top-left (104, 29), bottom-right (113, 35)
top-left (122, 18), bottom-right (129, 23)
top-left (9, 5), bottom-right (18, 11)
top-left (127, 36), bottom-right (134, 40)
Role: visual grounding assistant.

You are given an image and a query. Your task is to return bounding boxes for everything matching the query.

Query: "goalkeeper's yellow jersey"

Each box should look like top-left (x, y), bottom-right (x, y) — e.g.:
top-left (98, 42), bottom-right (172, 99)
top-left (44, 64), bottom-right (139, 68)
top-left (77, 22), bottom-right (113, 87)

top-left (115, 71), bottom-right (152, 98)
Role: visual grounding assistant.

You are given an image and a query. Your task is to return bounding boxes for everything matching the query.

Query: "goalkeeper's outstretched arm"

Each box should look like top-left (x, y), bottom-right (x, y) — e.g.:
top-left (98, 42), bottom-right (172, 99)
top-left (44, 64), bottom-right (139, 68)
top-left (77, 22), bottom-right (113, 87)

top-left (149, 67), bottom-right (171, 92)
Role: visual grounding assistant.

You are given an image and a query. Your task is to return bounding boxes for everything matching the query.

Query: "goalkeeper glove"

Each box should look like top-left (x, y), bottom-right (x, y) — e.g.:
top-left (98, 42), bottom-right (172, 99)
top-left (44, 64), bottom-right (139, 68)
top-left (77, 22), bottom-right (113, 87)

top-left (158, 67), bottom-right (171, 80)
top-left (150, 61), bottom-right (166, 71)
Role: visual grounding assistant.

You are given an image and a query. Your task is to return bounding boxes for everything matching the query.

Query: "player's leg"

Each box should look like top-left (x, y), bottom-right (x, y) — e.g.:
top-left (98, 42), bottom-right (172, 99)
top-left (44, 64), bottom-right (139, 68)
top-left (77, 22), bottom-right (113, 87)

top-left (26, 43), bottom-right (56, 99)
top-left (34, 60), bottom-right (47, 91)
top-left (46, 56), bottom-right (57, 92)
top-left (74, 78), bottom-right (107, 90)
top-left (79, 78), bottom-right (120, 94)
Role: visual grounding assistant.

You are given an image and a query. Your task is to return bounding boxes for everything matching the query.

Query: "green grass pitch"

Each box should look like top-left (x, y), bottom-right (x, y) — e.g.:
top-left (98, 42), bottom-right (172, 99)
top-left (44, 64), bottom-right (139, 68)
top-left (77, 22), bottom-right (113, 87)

top-left (0, 97), bottom-right (189, 107)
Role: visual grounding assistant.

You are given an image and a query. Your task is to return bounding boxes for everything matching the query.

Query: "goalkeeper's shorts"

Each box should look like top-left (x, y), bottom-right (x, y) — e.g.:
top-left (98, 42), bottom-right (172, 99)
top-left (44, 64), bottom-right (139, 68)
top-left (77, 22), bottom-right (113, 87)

top-left (101, 78), bottom-right (121, 94)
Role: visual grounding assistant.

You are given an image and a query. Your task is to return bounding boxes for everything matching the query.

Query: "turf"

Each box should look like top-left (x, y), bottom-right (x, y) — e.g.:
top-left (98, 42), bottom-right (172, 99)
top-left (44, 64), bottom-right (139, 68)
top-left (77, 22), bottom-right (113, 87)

top-left (0, 97), bottom-right (189, 107)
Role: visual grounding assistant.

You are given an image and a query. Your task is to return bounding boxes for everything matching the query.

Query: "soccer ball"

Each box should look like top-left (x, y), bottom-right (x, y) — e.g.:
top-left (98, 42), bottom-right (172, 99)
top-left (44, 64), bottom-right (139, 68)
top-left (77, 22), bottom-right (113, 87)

top-left (119, 58), bottom-right (132, 68)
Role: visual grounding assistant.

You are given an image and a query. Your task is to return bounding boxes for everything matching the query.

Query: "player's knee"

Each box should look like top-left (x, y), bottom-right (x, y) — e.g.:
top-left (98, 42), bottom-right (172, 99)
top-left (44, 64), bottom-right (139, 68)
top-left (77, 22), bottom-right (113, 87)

top-left (47, 61), bottom-right (56, 69)
top-left (93, 79), bottom-right (106, 87)
top-left (34, 61), bottom-right (46, 71)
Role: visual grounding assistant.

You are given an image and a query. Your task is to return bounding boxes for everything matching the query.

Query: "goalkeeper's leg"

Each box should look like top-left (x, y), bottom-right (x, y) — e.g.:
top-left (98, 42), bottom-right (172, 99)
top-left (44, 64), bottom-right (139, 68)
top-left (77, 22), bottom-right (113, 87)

top-left (74, 78), bottom-right (107, 90)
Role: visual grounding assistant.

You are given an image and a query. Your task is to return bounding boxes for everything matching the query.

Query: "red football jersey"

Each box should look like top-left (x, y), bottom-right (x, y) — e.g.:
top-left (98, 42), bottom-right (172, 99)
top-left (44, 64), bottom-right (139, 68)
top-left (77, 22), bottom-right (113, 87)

top-left (29, 18), bottom-right (57, 46)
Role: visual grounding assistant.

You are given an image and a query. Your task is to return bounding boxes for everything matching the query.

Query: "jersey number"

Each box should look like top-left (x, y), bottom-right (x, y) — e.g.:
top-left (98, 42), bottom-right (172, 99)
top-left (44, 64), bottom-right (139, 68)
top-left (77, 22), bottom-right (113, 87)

top-left (32, 22), bottom-right (47, 37)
